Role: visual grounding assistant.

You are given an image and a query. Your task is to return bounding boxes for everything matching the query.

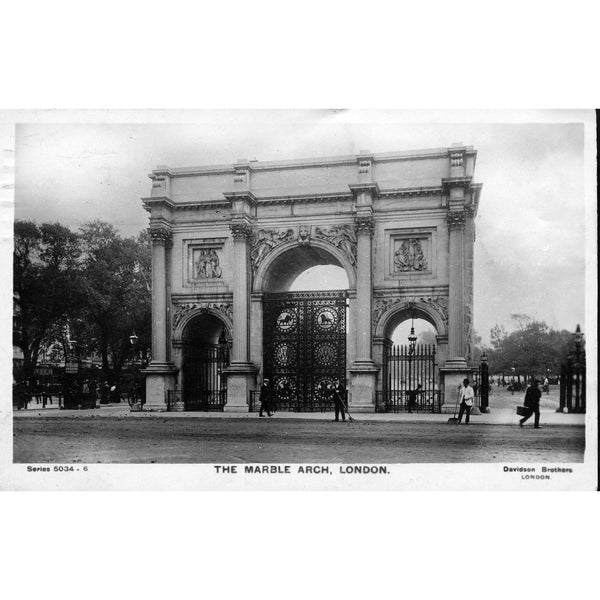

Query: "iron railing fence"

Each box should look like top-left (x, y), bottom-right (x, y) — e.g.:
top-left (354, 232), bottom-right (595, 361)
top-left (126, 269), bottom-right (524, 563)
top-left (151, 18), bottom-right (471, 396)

top-left (559, 359), bottom-right (586, 413)
top-left (375, 390), bottom-right (442, 413)
top-left (248, 390), bottom-right (348, 413)
top-left (167, 389), bottom-right (227, 412)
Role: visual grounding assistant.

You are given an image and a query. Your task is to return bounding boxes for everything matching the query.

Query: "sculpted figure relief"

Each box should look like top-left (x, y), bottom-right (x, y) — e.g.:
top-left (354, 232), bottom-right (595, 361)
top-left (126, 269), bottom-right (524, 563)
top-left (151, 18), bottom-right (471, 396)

top-left (394, 238), bottom-right (427, 272)
top-left (194, 249), bottom-right (222, 279)
top-left (314, 224), bottom-right (357, 266)
top-left (250, 228), bottom-right (295, 271)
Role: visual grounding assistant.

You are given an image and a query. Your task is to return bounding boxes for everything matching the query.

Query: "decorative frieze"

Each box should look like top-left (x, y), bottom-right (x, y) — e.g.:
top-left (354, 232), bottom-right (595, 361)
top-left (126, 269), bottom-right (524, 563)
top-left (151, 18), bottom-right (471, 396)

top-left (372, 295), bottom-right (449, 331)
top-left (172, 301), bottom-right (233, 331)
top-left (247, 224), bottom-right (359, 273)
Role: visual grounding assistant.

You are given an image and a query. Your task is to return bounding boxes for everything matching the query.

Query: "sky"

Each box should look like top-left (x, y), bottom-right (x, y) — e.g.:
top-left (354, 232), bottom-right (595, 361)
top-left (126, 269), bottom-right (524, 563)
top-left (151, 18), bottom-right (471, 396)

top-left (5, 109), bottom-right (593, 344)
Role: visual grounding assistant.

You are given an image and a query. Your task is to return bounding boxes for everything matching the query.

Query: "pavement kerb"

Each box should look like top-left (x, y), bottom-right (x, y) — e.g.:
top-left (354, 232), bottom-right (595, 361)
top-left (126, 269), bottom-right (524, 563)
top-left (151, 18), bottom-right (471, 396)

top-left (11, 404), bottom-right (586, 426)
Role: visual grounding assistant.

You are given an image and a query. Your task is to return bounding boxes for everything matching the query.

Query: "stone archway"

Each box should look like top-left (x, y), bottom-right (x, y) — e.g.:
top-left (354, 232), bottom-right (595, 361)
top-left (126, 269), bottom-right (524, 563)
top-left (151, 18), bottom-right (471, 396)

top-left (143, 145), bottom-right (481, 411)
top-left (374, 300), bottom-right (447, 412)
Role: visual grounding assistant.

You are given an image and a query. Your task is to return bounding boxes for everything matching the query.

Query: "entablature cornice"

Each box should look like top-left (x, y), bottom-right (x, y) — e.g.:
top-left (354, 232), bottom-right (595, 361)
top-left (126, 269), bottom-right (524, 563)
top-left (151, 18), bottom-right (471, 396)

top-left (373, 285), bottom-right (449, 299)
top-left (378, 186), bottom-right (443, 199)
top-left (142, 196), bottom-right (175, 213)
top-left (441, 176), bottom-right (473, 193)
top-left (152, 146), bottom-right (478, 178)
top-left (172, 292), bottom-right (233, 303)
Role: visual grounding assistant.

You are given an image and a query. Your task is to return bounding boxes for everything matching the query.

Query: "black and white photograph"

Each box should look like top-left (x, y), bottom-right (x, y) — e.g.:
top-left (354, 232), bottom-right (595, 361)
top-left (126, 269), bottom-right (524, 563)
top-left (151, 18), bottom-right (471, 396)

top-left (1, 109), bottom-right (596, 490)
top-left (1, 6), bottom-right (599, 600)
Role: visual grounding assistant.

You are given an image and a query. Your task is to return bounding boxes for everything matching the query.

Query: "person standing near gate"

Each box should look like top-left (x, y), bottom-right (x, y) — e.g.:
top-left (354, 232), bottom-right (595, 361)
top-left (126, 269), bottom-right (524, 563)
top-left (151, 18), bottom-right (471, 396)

top-left (259, 377), bottom-right (274, 417)
top-left (519, 379), bottom-right (542, 428)
top-left (406, 383), bottom-right (422, 413)
top-left (331, 378), bottom-right (346, 422)
top-left (457, 378), bottom-right (475, 424)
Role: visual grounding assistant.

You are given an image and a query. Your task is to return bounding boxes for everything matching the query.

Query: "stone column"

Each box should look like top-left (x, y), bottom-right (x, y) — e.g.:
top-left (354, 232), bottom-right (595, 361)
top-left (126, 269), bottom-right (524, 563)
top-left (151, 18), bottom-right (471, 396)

top-left (355, 216), bottom-right (375, 361)
top-left (223, 222), bottom-right (257, 410)
top-left (143, 226), bottom-right (177, 411)
top-left (349, 214), bottom-right (379, 411)
top-left (446, 210), bottom-right (467, 366)
top-left (440, 209), bottom-right (472, 411)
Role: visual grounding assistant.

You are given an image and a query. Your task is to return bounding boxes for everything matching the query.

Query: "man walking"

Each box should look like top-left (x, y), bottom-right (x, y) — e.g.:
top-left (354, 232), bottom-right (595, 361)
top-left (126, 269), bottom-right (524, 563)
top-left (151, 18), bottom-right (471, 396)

top-left (457, 378), bottom-right (475, 424)
top-left (519, 379), bottom-right (542, 428)
top-left (258, 377), bottom-right (274, 417)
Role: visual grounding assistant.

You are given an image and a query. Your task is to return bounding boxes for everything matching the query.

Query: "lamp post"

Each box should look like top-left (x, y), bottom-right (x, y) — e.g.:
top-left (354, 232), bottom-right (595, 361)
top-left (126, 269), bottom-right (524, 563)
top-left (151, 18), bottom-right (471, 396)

top-left (571, 324), bottom-right (585, 412)
top-left (129, 331), bottom-right (141, 411)
top-left (480, 351), bottom-right (489, 413)
top-left (407, 305), bottom-right (417, 409)
top-left (573, 324), bottom-right (583, 364)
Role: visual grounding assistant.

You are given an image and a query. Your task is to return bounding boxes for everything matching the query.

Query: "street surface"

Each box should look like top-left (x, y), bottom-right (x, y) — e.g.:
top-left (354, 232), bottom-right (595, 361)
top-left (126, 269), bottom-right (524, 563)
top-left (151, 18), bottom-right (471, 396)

top-left (13, 415), bottom-right (584, 464)
top-left (12, 386), bottom-right (586, 464)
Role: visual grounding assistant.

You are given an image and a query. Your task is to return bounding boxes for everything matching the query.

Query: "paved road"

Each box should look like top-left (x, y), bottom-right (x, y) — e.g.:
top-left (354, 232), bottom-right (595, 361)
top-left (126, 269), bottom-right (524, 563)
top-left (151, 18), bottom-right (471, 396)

top-left (13, 416), bottom-right (585, 464)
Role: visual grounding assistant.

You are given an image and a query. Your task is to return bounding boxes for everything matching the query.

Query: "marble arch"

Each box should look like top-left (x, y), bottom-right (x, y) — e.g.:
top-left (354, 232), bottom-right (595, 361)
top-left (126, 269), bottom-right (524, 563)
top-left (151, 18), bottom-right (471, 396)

top-left (142, 145), bottom-right (482, 411)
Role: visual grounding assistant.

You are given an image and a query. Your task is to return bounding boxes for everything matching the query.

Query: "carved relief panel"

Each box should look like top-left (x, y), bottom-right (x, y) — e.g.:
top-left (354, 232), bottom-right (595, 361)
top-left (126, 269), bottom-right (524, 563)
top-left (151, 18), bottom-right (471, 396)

top-left (183, 237), bottom-right (227, 287)
top-left (385, 228), bottom-right (436, 280)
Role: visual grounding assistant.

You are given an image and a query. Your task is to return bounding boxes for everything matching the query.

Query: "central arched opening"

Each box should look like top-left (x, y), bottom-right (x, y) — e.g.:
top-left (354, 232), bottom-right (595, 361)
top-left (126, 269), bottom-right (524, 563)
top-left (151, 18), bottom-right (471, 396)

top-left (259, 245), bottom-right (351, 412)
top-left (381, 307), bottom-right (441, 413)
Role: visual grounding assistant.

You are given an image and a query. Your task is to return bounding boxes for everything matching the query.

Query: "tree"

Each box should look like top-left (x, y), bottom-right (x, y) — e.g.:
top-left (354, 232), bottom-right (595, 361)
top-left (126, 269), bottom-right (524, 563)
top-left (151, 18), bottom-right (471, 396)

top-left (78, 221), bottom-right (151, 380)
top-left (13, 221), bottom-right (83, 380)
top-left (486, 315), bottom-right (574, 377)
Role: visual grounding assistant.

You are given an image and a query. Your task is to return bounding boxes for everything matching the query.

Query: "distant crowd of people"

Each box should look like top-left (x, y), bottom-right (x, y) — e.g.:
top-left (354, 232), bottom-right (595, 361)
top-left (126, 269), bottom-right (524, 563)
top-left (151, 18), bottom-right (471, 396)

top-left (13, 376), bottom-right (145, 410)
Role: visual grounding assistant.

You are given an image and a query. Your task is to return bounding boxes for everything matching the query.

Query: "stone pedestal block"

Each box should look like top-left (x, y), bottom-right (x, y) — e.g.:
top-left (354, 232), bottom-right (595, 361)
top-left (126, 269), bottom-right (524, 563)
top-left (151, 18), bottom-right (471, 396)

top-left (349, 364), bottom-right (379, 412)
top-left (224, 363), bottom-right (257, 412)
top-left (143, 363), bottom-right (177, 411)
top-left (440, 368), bottom-right (471, 413)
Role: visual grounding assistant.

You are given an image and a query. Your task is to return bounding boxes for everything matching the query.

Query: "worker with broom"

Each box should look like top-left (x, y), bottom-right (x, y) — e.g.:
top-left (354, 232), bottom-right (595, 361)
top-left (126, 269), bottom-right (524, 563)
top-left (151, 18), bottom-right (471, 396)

top-left (457, 378), bottom-right (475, 425)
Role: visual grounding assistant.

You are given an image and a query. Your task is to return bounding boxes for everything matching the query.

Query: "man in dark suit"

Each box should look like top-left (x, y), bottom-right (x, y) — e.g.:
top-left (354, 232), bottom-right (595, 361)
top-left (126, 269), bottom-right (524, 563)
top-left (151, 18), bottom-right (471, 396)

top-left (520, 379), bottom-right (542, 428)
top-left (331, 378), bottom-right (346, 422)
top-left (259, 377), bottom-right (274, 417)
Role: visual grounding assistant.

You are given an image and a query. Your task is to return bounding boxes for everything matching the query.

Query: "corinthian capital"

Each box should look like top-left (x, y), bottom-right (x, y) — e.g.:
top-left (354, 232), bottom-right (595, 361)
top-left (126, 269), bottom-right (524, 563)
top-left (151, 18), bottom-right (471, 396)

top-left (355, 216), bottom-right (375, 236)
top-left (149, 227), bottom-right (173, 246)
top-left (229, 222), bottom-right (253, 239)
top-left (446, 210), bottom-right (466, 230)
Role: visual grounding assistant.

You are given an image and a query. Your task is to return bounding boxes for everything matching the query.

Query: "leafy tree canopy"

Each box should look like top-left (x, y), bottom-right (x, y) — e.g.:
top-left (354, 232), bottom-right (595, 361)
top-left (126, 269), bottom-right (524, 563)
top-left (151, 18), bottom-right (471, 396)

top-left (485, 314), bottom-right (576, 377)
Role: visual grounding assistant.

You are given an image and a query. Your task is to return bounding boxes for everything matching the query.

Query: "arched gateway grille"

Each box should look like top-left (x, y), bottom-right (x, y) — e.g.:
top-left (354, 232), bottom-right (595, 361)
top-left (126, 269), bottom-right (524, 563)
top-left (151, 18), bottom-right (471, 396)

top-left (260, 290), bottom-right (347, 412)
top-left (377, 344), bottom-right (441, 413)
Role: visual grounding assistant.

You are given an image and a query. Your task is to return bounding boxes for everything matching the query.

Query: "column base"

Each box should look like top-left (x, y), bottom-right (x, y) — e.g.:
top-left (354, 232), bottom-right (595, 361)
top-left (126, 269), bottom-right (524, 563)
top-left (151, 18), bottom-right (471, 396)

top-left (349, 361), bottom-right (379, 412)
top-left (142, 362), bottom-right (178, 411)
top-left (440, 364), bottom-right (471, 413)
top-left (223, 362), bottom-right (258, 412)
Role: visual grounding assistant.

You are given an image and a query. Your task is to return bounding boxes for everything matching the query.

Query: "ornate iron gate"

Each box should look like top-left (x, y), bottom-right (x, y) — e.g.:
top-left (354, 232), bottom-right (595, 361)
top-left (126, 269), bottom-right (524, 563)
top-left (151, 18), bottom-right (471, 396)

top-left (263, 291), bottom-right (346, 411)
top-left (182, 342), bottom-right (229, 411)
top-left (377, 343), bottom-right (441, 412)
